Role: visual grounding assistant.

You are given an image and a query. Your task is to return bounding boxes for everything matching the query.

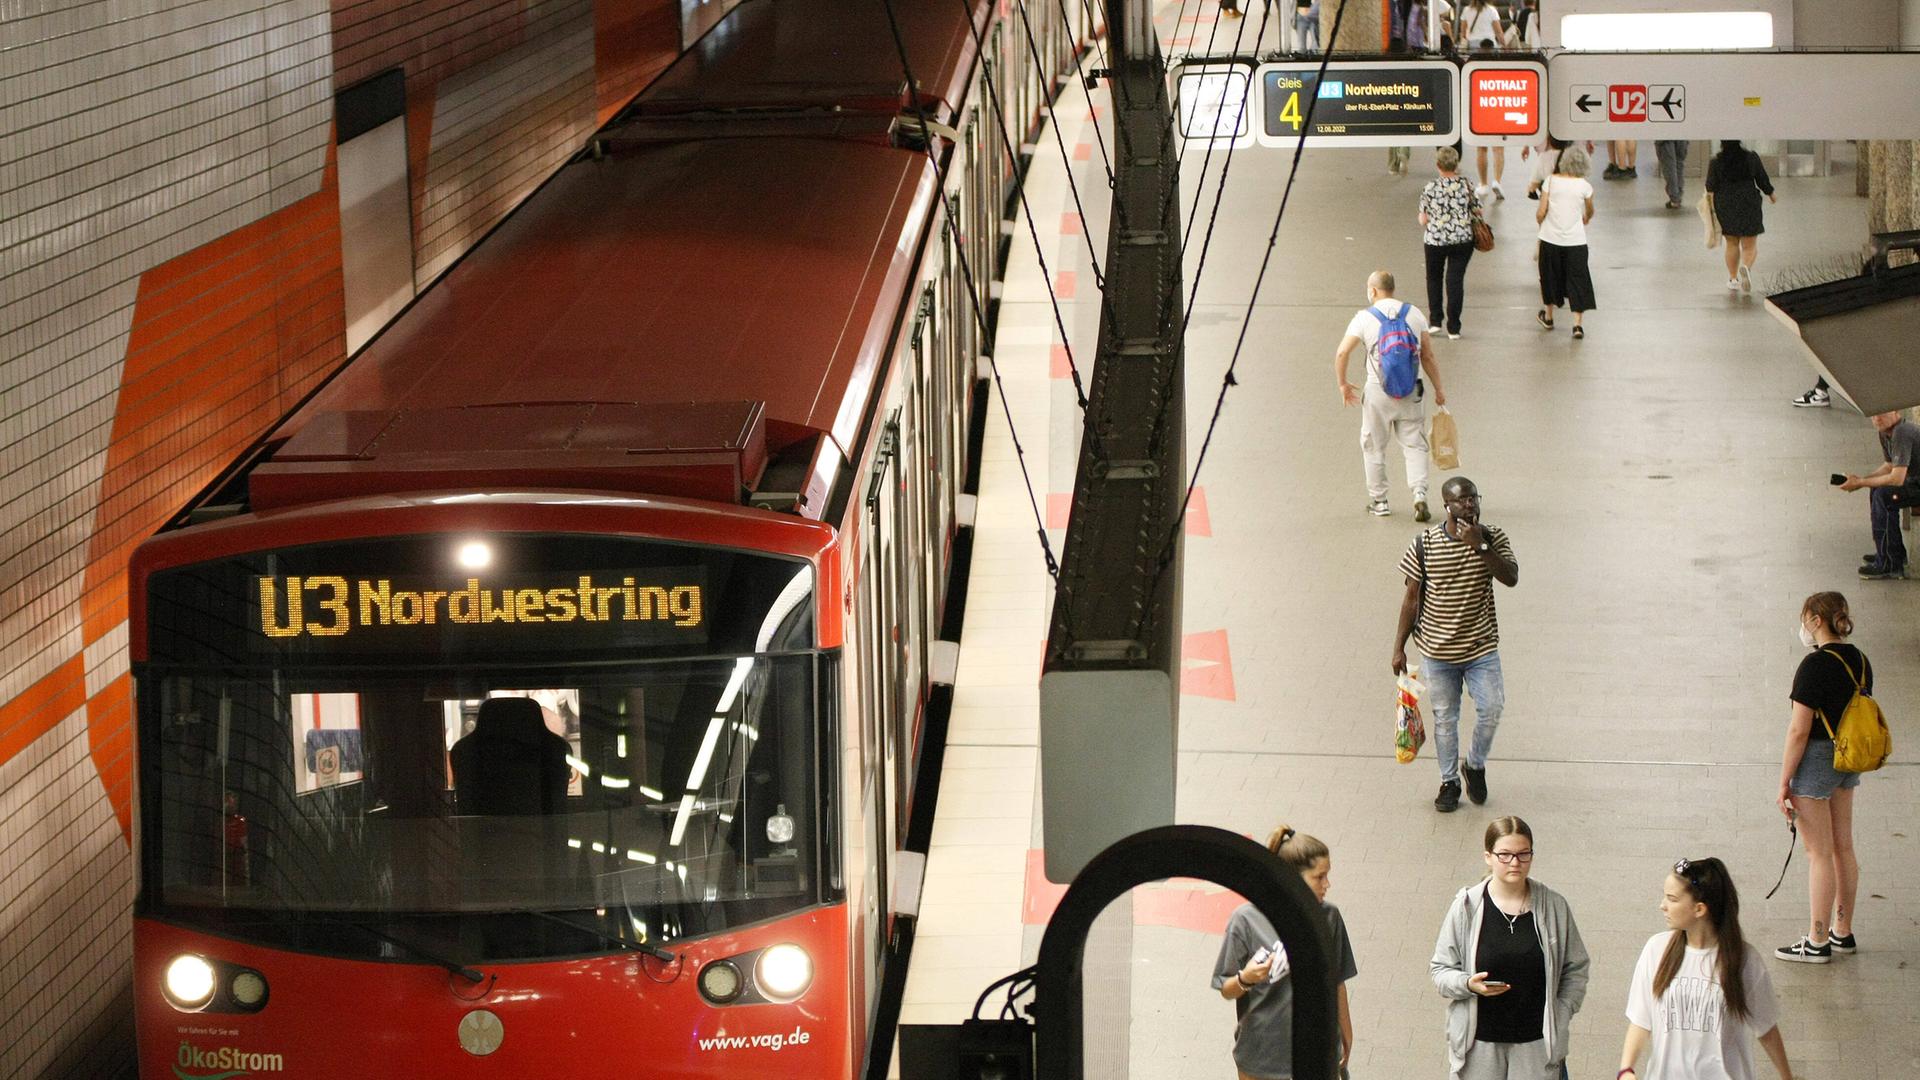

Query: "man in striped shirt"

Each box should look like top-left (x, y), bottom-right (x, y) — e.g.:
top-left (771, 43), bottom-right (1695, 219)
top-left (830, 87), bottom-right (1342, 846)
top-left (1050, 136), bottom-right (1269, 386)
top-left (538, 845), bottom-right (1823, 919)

top-left (1390, 476), bottom-right (1519, 813)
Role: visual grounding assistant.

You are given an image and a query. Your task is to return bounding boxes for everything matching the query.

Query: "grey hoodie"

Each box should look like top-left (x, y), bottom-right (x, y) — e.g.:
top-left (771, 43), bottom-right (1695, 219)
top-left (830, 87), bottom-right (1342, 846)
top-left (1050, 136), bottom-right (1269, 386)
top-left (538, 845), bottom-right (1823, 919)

top-left (1430, 878), bottom-right (1590, 1078)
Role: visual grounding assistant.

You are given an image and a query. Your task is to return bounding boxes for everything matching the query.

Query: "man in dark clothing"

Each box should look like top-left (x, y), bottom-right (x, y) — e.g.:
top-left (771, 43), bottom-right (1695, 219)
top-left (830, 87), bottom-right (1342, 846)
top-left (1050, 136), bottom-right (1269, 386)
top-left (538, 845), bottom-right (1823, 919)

top-left (1840, 410), bottom-right (1920, 579)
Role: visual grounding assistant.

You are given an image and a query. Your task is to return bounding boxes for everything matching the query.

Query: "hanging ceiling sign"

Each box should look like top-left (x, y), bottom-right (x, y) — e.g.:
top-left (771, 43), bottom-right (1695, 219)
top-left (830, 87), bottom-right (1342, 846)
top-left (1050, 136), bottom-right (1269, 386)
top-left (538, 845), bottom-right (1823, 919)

top-left (1460, 61), bottom-right (1546, 147)
top-left (1253, 61), bottom-right (1459, 148)
top-left (1548, 51), bottom-right (1920, 139)
top-left (1172, 63), bottom-right (1257, 149)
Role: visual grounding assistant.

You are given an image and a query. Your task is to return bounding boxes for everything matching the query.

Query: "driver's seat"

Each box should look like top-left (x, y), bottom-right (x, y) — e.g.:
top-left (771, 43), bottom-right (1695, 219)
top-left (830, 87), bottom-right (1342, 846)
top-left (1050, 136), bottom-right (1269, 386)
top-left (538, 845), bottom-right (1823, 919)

top-left (450, 697), bottom-right (571, 816)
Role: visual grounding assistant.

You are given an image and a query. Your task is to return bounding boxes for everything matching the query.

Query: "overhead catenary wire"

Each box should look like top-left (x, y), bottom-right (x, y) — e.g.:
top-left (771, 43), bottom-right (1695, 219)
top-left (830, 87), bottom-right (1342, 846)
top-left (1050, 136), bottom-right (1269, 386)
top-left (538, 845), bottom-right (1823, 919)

top-left (954, 0), bottom-right (1105, 416)
top-left (1155, 0), bottom-right (1354, 573)
top-left (1171, 1), bottom-right (1276, 336)
top-left (876, 0), bottom-right (1061, 579)
top-left (1173, 0), bottom-right (1268, 249)
top-left (1054, 0), bottom-right (1117, 192)
top-left (1014, 0), bottom-right (1120, 270)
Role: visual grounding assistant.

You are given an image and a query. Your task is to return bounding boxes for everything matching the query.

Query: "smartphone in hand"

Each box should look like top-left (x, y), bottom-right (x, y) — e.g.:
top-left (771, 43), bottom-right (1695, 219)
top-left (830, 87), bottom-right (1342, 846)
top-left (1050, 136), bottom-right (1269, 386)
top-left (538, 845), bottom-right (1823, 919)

top-left (1831, 474), bottom-right (1848, 486)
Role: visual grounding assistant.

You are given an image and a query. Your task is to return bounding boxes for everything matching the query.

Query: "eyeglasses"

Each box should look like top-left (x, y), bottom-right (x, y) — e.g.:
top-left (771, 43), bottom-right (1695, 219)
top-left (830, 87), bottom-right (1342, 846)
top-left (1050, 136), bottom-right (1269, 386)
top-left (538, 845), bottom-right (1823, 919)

top-left (1492, 850), bottom-right (1534, 864)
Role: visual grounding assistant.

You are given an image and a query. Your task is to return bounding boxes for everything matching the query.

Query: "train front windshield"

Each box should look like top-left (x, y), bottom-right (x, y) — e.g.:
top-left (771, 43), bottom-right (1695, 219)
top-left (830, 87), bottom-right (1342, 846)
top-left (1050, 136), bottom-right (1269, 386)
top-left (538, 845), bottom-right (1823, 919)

top-left (137, 534), bottom-right (831, 962)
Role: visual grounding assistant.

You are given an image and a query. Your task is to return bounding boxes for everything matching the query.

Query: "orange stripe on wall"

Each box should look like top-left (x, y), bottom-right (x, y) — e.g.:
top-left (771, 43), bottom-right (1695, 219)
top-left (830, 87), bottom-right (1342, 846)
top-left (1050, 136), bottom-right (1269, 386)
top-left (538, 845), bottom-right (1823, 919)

top-left (74, 142), bottom-right (348, 840)
top-left (0, 657), bottom-right (88, 771)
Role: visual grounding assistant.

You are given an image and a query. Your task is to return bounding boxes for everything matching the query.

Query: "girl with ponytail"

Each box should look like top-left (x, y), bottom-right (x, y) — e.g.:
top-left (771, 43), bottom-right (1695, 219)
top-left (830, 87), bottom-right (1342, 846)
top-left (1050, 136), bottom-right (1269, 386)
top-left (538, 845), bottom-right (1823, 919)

top-left (1617, 858), bottom-right (1794, 1080)
top-left (1211, 825), bottom-right (1359, 1079)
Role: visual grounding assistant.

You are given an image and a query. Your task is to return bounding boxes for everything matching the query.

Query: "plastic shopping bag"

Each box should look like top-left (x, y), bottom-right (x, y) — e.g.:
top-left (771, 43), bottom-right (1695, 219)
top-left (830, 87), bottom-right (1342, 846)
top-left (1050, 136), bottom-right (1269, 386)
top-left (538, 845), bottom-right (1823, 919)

top-left (1395, 671), bottom-right (1427, 764)
top-left (1430, 407), bottom-right (1460, 470)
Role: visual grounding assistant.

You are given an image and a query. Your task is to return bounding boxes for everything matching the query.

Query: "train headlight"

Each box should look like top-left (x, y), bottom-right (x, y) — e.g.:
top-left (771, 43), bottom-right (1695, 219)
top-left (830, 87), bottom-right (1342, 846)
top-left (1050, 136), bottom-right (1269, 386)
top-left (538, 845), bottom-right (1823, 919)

top-left (230, 969), bottom-right (269, 1009)
top-left (698, 959), bottom-right (744, 1004)
top-left (163, 955), bottom-right (217, 1011)
top-left (755, 944), bottom-right (812, 1001)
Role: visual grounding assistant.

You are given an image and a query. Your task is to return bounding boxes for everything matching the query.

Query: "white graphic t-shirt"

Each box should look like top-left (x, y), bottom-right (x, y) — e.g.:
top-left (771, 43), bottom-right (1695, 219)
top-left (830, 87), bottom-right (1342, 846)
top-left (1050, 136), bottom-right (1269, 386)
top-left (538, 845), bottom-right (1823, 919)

top-left (1624, 932), bottom-right (1781, 1080)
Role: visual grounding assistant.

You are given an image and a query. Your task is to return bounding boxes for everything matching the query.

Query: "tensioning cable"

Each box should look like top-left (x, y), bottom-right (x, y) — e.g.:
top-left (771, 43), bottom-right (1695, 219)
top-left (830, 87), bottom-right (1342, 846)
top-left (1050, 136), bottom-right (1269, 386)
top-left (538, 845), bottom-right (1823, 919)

top-left (878, 0), bottom-right (1062, 579)
top-left (1153, 0), bottom-right (1353, 576)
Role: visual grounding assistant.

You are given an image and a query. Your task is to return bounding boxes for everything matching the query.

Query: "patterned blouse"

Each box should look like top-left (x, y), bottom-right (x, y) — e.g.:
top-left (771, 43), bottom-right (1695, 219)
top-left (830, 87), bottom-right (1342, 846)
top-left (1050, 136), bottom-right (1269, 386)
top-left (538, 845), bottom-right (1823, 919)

top-left (1420, 175), bottom-right (1481, 246)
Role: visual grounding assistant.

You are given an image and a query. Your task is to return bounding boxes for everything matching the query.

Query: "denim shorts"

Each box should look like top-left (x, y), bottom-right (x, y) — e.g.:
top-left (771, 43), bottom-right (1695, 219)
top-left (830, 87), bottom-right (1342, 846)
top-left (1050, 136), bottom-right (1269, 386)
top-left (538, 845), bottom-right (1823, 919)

top-left (1789, 742), bottom-right (1862, 798)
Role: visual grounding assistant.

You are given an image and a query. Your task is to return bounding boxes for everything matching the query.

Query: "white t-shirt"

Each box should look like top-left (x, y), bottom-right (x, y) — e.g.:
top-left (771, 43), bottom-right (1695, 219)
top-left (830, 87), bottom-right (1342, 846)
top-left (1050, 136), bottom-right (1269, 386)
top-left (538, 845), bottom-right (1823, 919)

top-left (1538, 174), bottom-right (1593, 246)
top-left (1459, 2), bottom-right (1501, 45)
top-left (1624, 932), bottom-right (1781, 1080)
top-left (1342, 299), bottom-right (1430, 385)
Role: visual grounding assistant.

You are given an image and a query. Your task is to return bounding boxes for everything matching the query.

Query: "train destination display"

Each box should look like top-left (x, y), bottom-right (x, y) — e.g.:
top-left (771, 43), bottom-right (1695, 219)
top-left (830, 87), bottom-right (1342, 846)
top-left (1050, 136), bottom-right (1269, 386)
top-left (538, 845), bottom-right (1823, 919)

top-left (1254, 61), bottom-right (1459, 148)
top-left (253, 570), bottom-right (708, 649)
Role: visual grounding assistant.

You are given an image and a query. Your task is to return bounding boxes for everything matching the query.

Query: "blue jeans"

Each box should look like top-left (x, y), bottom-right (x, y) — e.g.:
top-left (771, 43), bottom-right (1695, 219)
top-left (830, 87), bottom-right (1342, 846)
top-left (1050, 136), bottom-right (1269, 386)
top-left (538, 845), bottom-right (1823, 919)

top-left (1869, 486), bottom-right (1908, 569)
top-left (1295, 14), bottom-right (1320, 51)
top-left (1424, 651), bottom-right (1504, 783)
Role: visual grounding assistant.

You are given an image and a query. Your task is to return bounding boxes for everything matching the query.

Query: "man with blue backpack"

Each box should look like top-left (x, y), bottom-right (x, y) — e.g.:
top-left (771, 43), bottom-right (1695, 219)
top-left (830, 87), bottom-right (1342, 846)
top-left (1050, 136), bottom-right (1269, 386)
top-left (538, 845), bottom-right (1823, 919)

top-left (1334, 270), bottom-right (1449, 520)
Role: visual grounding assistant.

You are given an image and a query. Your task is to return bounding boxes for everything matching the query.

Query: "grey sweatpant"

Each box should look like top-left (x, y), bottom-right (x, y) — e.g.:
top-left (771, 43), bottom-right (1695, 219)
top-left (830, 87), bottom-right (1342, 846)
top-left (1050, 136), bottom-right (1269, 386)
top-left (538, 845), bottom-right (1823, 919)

top-left (1457, 1039), bottom-right (1556, 1080)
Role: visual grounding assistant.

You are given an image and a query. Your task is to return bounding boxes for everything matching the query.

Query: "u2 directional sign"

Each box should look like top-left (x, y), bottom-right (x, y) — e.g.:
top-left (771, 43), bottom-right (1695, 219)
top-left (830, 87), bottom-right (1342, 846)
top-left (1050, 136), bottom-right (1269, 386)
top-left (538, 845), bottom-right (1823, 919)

top-left (1608, 84), bottom-right (1646, 121)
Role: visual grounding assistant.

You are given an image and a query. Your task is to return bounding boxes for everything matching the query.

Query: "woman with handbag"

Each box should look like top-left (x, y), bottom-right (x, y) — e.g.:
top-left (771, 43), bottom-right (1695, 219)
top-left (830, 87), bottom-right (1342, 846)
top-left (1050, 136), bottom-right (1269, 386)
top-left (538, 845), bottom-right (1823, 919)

top-left (1617, 857), bottom-right (1795, 1080)
top-left (1705, 140), bottom-right (1777, 292)
top-left (1420, 146), bottom-right (1487, 339)
top-left (1431, 816), bottom-right (1590, 1080)
top-left (1773, 591), bottom-right (1866, 965)
top-left (1213, 825), bottom-right (1359, 1079)
top-left (1534, 145), bottom-right (1596, 339)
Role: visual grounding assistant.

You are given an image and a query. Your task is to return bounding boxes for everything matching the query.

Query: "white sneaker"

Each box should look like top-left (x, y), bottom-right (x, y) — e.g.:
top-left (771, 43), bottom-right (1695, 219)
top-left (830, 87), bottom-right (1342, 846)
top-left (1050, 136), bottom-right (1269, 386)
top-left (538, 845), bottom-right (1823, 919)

top-left (1739, 265), bottom-right (1753, 292)
top-left (1474, 185), bottom-right (1491, 199)
top-left (1489, 181), bottom-right (1505, 200)
top-left (1367, 500), bottom-right (1392, 517)
top-left (1792, 388), bottom-right (1831, 408)
top-left (1726, 278), bottom-right (1741, 291)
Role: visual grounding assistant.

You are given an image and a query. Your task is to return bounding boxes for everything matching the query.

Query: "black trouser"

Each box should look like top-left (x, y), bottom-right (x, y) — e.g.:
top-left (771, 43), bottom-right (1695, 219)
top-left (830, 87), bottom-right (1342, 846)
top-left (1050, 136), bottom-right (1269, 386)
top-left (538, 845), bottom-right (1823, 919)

top-left (1424, 241), bottom-right (1473, 333)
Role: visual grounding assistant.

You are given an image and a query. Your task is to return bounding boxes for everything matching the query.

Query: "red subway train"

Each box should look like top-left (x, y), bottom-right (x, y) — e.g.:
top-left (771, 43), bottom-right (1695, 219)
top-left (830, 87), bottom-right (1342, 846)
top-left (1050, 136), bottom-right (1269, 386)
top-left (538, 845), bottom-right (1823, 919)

top-left (128, 3), bottom-right (1098, 1076)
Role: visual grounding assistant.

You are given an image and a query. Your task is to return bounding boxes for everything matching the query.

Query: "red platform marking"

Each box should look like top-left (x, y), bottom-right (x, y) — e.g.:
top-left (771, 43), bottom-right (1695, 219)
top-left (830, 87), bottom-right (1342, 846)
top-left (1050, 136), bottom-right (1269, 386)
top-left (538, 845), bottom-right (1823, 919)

top-left (1046, 492), bottom-right (1070, 529)
top-left (1055, 270), bottom-right (1077, 299)
top-left (1073, 141), bottom-right (1093, 161)
top-left (1024, 849), bottom-right (1071, 925)
top-left (1135, 884), bottom-right (1246, 934)
top-left (1181, 629), bottom-right (1235, 700)
top-left (1027, 850), bottom-right (1247, 934)
top-left (1050, 344), bottom-right (1074, 380)
top-left (1181, 485), bottom-right (1212, 537)
top-left (1060, 212), bottom-right (1082, 235)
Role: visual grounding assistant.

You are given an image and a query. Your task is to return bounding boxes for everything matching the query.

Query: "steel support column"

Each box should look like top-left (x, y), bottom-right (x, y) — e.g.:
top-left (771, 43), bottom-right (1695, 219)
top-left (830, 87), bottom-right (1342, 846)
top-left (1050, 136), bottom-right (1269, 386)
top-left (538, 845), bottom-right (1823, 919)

top-left (1038, 0), bottom-right (1187, 882)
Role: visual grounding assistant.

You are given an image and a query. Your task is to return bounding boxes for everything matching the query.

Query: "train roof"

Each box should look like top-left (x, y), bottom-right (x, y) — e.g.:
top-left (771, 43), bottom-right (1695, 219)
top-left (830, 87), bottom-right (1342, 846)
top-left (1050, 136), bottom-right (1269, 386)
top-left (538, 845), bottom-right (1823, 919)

top-left (252, 0), bottom-right (985, 519)
top-left (630, 0), bottom-right (987, 121)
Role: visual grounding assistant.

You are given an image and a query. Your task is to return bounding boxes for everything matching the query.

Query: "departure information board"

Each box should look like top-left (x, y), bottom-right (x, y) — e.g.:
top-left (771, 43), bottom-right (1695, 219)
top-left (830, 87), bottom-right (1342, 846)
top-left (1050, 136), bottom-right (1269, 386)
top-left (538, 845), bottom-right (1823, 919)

top-left (1254, 61), bottom-right (1459, 148)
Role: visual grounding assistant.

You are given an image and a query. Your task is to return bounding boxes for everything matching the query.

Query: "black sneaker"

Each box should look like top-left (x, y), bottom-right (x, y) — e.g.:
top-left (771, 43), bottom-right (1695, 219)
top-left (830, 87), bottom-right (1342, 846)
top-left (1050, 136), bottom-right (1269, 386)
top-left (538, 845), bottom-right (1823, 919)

top-left (1791, 388), bottom-right (1831, 408)
top-left (1859, 561), bottom-right (1907, 580)
top-left (1829, 931), bottom-right (1858, 954)
top-left (1434, 779), bottom-right (1462, 813)
top-left (1414, 500), bottom-right (1431, 523)
top-left (1775, 937), bottom-right (1832, 964)
top-left (1462, 765), bottom-right (1488, 805)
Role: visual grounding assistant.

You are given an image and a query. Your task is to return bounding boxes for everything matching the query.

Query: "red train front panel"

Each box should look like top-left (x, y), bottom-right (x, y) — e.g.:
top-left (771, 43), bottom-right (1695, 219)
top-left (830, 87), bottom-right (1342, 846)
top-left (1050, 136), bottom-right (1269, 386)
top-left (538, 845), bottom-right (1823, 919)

top-left (137, 910), bottom-right (849, 1079)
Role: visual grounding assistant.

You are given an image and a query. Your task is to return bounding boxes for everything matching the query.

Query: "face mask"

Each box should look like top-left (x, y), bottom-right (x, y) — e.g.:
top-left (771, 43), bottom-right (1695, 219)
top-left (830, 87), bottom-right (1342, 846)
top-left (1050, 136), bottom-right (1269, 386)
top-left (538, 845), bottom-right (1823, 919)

top-left (1799, 622), bottom-right (1817, 648)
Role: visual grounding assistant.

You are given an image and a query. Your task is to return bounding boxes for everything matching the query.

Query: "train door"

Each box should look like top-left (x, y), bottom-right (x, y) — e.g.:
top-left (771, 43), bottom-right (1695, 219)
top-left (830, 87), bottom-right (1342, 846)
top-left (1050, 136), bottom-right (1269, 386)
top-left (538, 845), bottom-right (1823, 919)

top-left (863, 424), bottom-right (903, 940)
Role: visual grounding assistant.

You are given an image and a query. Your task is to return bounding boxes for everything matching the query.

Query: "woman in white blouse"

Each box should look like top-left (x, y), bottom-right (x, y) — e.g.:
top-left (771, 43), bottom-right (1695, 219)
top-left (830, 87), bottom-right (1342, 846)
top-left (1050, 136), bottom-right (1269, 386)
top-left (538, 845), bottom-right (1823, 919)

top-left (1617, 858), bottom-right (1794, 1080)
top-left (1534, 145), bottom-right (1596, 339)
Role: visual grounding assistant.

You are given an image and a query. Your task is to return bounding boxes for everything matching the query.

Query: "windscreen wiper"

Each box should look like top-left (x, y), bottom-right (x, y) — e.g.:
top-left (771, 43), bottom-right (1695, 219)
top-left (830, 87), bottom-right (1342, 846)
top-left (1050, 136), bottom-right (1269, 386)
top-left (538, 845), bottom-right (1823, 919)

top-left (318, 915), bottom-right (485, 983)
top-left (520, 908), bottom-right (677, 964)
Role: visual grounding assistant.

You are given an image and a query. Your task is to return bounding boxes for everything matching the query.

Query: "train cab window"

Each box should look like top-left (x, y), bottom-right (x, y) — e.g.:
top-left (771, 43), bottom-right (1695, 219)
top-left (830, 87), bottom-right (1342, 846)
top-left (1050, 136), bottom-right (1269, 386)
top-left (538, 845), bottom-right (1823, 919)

top-left (138, 535), bottom-right (829, 962)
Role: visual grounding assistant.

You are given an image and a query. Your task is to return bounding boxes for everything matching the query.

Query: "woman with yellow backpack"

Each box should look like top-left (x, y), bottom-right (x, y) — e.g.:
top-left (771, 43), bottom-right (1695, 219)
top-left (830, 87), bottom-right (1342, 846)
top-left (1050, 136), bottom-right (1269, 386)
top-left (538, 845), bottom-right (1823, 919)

top-left (1774, 592), bottom-right (1890, 965)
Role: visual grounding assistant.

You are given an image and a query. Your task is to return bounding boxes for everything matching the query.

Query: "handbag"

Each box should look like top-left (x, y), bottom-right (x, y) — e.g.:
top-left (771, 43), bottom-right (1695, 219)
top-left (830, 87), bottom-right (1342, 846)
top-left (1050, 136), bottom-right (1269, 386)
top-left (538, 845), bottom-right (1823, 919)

top-left (1471, 218), bottom-right (1494, 253)
top-left (1698, 191), bottom-right (1720, 248)
top-left (1430, 406), bottom-right (1460, 468)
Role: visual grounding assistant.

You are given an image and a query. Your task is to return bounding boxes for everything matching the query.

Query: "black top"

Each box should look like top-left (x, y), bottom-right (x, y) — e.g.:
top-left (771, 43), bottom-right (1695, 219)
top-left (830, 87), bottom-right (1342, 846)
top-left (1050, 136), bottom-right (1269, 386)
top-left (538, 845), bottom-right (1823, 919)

top-left (1791, 644), bottom-right (1873, 744)
top-left (1474, 891), bottom-right (1546, 1043)
top-left (1705, 151), bottom-right (1774, 237)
